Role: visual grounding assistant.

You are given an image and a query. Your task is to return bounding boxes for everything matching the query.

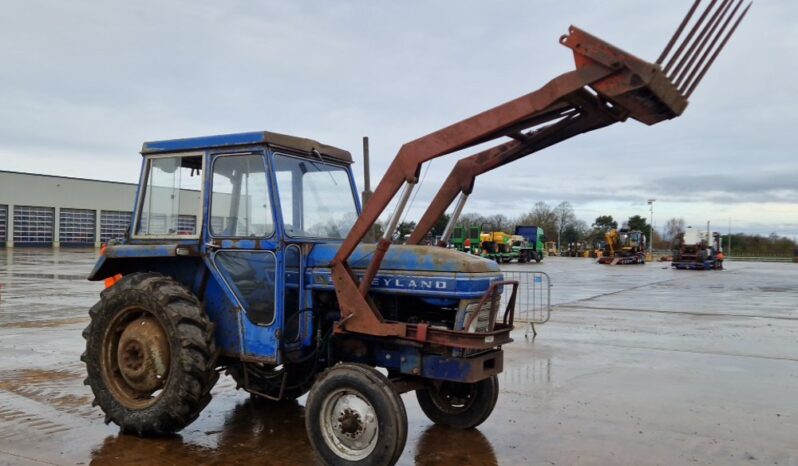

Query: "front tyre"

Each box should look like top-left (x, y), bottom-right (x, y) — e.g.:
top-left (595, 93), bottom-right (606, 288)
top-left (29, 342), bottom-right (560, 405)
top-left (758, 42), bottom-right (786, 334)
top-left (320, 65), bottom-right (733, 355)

top-left (305, 363), bottom-right (407, 466)
top-left (81, 273), bottom-right (219, 435)
top-left (416, 376), bottom-right (499, 429)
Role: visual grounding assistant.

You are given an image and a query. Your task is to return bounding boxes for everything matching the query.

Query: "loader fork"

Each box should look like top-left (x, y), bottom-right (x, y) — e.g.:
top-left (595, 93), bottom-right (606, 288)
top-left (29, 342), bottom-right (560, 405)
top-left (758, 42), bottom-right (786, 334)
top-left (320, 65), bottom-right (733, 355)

top-left (330, 0), bottom-right (752, 341)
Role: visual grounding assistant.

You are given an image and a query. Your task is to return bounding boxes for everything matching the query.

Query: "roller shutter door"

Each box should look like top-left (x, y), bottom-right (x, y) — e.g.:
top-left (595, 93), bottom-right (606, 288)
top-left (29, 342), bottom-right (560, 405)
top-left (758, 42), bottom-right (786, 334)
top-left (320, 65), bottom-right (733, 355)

top-left (100, 210), bottom-right (131, 245)
top-left (59, 208), bottom-right (96, 247)
top-left (0, 205), bottom-right (7, 247)
top-left (177, 215), bottom-right (197, 235)
top-left (13, 205), bottom-right (54, 247)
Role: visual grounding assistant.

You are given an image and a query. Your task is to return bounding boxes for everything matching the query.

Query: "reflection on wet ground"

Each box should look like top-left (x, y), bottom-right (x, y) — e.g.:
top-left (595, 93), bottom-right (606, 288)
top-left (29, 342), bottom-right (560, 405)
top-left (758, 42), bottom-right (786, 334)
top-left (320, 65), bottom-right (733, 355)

top-left (1, 249), bottom-right (798, 465)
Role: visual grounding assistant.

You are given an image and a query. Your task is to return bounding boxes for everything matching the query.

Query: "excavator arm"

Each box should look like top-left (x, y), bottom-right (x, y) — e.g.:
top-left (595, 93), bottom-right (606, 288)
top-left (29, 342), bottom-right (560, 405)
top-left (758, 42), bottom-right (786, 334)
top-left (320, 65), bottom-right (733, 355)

top-left (330, 0), bottom-right (751, 341)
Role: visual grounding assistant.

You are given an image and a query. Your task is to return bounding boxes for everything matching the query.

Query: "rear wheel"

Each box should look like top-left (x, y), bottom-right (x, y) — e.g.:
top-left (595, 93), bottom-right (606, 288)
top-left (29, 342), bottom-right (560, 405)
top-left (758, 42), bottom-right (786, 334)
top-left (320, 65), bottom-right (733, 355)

top-left (305, 363), bottom-right (407, 466)
top-left (416, 376), bottom-right (499, 429)
top-left (81, 273), bottom-right (218, 435)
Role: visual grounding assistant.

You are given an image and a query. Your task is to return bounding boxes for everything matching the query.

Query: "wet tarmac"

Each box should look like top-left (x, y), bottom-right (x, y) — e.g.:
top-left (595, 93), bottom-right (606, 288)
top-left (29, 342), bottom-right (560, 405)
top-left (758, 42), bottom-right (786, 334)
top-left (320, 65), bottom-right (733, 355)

top-left (1, 248), bottom-right (797, 465)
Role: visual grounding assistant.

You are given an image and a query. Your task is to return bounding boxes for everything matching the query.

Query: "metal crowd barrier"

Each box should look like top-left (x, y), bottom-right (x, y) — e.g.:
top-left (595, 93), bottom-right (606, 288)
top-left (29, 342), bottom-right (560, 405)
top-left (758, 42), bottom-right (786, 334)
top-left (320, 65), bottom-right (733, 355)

top-left (499, 270), bottom-right (551, 337)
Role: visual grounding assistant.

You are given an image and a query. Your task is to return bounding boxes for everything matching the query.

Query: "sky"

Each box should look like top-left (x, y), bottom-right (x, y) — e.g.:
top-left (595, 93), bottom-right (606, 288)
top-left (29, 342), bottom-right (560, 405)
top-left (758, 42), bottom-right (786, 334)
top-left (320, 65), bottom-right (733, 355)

top-left (1, 0), bottom-right (795, 238)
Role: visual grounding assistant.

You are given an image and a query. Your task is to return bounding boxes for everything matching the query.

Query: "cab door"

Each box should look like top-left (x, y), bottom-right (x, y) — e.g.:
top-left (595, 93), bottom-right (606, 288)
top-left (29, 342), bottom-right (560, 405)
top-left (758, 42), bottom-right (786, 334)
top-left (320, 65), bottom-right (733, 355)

top-left (205, 151), bottom-right (282, 363)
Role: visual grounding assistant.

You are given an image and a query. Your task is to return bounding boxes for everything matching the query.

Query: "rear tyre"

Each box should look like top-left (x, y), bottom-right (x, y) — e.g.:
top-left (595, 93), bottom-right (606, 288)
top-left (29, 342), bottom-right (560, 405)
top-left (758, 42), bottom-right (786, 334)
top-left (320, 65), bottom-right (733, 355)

top-left (416, 376), bottom-right (499, 429)
top-left (305, 363), bottom-right (407, 466)
top-left (82, 272), bottom-right (218, 435)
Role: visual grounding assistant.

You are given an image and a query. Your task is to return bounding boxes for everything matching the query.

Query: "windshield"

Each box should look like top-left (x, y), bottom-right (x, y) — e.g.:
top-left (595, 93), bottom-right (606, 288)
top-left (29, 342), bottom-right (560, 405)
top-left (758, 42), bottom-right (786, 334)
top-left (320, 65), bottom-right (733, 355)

top-left (274, 153), bottom-right (358, 239)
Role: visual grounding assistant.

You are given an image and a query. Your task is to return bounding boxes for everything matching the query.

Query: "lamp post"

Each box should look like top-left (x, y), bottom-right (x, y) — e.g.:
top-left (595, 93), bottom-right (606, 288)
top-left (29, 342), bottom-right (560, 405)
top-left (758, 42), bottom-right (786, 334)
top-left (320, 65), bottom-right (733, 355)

top-left (647, 199), bottom-right (656, 256)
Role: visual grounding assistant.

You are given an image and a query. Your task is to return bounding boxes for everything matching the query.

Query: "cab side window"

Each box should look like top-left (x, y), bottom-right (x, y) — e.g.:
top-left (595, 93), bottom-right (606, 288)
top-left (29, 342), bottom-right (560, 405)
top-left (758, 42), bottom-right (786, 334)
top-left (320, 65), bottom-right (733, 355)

top-left (136, 155), bottom-right (202, 237)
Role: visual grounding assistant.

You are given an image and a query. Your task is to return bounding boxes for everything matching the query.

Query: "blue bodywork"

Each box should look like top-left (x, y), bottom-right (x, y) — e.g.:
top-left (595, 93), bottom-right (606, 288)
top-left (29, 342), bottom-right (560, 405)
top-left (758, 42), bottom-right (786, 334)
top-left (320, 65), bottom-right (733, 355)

top-left (89, 131), bottom-right (503, 378)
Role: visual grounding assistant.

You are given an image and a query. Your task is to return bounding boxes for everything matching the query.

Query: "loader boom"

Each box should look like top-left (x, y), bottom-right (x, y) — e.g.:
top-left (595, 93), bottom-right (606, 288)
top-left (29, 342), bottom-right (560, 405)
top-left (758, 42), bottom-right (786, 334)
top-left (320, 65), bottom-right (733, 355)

top-left (330, 0), bottom-right (751, 340)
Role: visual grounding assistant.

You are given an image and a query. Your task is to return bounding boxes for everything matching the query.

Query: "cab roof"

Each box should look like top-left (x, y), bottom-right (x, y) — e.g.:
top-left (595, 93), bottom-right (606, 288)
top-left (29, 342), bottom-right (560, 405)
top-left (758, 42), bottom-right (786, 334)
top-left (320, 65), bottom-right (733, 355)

top-left (140, 130), bottom-right (352, 163)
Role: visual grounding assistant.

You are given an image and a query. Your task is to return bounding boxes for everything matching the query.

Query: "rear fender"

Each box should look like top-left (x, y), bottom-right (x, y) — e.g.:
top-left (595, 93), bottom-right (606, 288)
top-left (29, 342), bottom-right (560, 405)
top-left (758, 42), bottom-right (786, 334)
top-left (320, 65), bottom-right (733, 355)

top-left (87, 243), bottom-right (244, 360)
top-left (88, 244), bottom-right (199, 282)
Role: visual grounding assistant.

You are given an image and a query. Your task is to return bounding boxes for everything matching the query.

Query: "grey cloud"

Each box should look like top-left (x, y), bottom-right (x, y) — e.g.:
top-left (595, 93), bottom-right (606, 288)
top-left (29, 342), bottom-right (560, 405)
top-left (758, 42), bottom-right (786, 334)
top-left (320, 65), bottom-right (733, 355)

top-left (0, 0), bottom-right (794, 235)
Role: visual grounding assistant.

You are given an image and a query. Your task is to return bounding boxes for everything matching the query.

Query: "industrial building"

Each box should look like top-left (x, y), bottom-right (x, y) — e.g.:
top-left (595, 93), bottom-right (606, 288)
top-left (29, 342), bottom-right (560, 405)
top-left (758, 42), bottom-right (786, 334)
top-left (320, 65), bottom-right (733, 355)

top-left (0, 171), bottom-right (146, 248)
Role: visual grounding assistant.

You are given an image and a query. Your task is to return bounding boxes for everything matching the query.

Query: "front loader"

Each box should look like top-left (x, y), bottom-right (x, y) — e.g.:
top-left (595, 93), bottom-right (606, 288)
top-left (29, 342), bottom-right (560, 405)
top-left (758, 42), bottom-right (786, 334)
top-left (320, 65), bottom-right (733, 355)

top-left (82, 2), bottom-right (750, 464)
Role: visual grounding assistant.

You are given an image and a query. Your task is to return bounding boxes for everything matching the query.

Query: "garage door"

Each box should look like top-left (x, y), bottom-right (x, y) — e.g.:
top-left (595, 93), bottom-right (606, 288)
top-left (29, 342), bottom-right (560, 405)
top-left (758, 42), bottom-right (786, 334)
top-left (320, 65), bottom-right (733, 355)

top-left (177, 214), bottom-right (197, 235)
top-left (100, 210), bottom-right (132, 245)
top-left (0, 205), bottom-right (7, 247)
top-left (13, 205), bottom-right (55, 247)
top-left (59, 208), bottom-right (96, 247)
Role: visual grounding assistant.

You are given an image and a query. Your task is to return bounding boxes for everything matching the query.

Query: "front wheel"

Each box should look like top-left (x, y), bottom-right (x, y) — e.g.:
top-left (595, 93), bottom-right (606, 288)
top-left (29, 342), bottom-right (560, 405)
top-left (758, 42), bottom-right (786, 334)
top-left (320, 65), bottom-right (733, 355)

top-left (416, 376), bottom-right (499, 429)
top-left (305, 363), bottom-right (407, 466)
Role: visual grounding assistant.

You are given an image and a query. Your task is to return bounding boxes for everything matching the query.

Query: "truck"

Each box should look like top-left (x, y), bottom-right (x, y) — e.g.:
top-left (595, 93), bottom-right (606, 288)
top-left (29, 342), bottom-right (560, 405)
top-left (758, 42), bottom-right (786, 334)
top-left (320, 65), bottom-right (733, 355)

top-left (513, 225), bottom-right (545, 263)
top-left (671, 229), bottom-right (725, 270)
top-left (81, 3), bottom-right (748, 464)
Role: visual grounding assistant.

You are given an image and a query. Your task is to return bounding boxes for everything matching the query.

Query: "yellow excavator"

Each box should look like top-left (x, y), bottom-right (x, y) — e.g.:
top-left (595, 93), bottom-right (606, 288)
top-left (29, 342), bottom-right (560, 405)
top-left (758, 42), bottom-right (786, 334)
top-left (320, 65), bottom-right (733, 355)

top-left (597, 229), bottom-right (647, 265)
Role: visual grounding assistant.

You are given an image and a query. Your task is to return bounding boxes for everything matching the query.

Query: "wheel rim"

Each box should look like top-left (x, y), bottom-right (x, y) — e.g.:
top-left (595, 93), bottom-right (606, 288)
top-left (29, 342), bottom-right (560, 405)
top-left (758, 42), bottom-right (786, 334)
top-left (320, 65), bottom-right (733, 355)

top-left (428, 381), bottom-right (478, 414)
top-left (101, 307), bottom-right (171, 409)
top-left (319, 388), bottom-right (379, 461)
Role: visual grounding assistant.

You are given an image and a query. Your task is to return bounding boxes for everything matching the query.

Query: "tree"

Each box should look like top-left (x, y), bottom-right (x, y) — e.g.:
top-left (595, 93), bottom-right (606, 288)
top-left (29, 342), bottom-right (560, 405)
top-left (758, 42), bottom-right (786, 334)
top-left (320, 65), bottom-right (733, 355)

top-left (554, 201), bottom-right (576, 248)
top-left (484, 214), bottom-right (509, 232)
top-left (457, 212), bottom-right (487, 229)
top-left (430, 213), bottom-right (451, 237)
top-left (373, 222), bottom-right (385, 240)
top-left (562, 220), bottom-right (589, 245)
top-left (662, 217), bottom-right (685, 242)
top-left (396, 221), bottom-right (416, 240)
top-left (516, 202), bottom-right (557, 240)
top-left (592, 215), bottom-right (618, 232)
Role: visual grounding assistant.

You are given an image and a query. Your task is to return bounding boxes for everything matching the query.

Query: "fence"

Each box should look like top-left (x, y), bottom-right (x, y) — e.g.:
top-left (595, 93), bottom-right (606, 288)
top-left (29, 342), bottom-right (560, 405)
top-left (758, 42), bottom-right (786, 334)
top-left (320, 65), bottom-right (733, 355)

top-left (498, 270), bottom-right (551, 337)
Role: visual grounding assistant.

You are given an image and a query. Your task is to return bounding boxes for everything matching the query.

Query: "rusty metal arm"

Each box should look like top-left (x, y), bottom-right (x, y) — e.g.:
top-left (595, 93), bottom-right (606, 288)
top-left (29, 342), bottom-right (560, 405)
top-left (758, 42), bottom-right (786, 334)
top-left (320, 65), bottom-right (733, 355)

top-left (332, 64), bottom-right (616, 267)
top-left (406, 89), bottom-right (628, 244)
top-left (329, 1), bottom-right (751, 342)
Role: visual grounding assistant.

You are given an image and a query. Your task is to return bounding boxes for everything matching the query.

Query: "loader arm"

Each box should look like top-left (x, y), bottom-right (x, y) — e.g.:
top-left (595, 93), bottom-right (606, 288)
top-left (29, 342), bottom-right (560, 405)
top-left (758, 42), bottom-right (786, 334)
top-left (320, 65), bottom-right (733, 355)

top-left (406, 89), bottom-right (624, 245)
top-left (330, 0), bottom-right (751, 340)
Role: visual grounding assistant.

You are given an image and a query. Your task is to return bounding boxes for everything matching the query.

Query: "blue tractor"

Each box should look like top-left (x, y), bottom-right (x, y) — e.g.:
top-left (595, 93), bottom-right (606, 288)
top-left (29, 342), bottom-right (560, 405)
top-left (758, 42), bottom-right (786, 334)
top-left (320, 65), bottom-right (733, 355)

top-left (82, 5), bottom-right (747, 462)
top-left (82, 131), bottom-right (515, 465)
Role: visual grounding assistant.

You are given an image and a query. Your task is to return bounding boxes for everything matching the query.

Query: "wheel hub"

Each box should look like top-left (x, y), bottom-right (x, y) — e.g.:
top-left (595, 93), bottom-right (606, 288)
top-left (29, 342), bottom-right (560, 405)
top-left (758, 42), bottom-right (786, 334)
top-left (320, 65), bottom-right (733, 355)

top-left (116, 316), bottom-right (170, 393)
top-left (337, 408), bottom-right (364, 438)
top-left (431, 381), bottom-right (477, 412)
top-left (322, 391), bottom-right (379, 460)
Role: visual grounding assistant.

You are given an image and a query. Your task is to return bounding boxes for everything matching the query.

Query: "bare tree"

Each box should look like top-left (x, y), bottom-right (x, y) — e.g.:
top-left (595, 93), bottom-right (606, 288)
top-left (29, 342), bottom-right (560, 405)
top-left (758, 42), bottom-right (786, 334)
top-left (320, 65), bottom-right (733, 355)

top-left (662, 217), bottom-right (686, 242)
top-left (457, 212), bottom-right (487, 228)
top-left (554, 201), bottom-right (576, 249)
top-left (517, 201), bottom-right (558, 240)
top-left (484, 214), bottom-right (509, 232)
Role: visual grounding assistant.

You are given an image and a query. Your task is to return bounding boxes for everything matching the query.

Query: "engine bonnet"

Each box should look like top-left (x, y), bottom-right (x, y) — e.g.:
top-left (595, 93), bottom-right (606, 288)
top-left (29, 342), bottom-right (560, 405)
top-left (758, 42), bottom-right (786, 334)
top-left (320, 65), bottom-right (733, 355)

top-left (306, 244), bottom-right (502, 300)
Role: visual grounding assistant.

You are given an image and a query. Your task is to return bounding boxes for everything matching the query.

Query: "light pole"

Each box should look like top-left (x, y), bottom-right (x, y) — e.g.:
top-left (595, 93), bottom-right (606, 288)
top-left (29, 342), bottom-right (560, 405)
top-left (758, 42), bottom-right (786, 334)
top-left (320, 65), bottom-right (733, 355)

top-left (647, 199), bottom-right (656, 256)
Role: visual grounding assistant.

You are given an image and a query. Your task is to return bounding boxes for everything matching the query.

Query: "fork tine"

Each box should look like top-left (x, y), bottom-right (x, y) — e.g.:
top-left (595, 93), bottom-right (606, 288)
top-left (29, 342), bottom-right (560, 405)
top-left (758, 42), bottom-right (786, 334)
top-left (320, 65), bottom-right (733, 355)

top-left (664, 0), bottom-right (719, 74)
top-left (685, 2), bottom-right (752, 97)
top-left (674, 0), bottom-right (739, 87)
top-left (678, 0), bottom-right (744, 91)
top-left (670, 0), bottom-right (733, 81)
top-left (657, 0), bottom-right (703, 65)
